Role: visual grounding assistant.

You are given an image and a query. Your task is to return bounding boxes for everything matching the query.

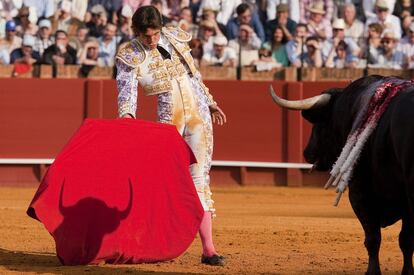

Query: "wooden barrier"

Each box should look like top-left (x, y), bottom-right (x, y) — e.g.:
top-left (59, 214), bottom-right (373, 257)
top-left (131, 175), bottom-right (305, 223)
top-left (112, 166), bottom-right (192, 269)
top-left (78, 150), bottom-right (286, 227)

top-left (367, 68), bottom-right (413, 78)
top-left (0, 65), bottom-right (14, 78)
top-left (87, 66), bottom-right (114, 79)
top-left (0, 64), bottom-right (36, 78)
top-left (56, 64), bottom-right (81, 78)
top-left (199, 66), bottom-right (237, 80)
top-left (300, 67), bottom-right (365, 81)
top-left (240, 66), bottom-right (286, 81)
top-left (39, 65), bottom-right (53, 78)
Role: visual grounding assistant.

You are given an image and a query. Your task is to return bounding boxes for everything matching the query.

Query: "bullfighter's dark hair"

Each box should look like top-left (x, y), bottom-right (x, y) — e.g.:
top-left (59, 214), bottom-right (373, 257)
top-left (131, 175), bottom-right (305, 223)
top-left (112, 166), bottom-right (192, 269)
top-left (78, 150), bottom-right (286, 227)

top-left (132, 6), bottom-right (163, 35)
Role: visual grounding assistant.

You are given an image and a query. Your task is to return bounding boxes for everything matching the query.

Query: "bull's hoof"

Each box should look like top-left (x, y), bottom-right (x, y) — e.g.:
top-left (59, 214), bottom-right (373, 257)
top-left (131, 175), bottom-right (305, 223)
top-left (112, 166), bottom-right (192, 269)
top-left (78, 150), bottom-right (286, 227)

top-left (365, 270), bottom-right (381, 275)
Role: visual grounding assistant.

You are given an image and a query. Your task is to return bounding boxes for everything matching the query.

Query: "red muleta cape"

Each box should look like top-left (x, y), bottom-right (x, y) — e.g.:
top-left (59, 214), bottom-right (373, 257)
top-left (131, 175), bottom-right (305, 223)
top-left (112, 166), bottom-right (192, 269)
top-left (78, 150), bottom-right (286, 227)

top-left (27, 118), bottom-right (204, 265)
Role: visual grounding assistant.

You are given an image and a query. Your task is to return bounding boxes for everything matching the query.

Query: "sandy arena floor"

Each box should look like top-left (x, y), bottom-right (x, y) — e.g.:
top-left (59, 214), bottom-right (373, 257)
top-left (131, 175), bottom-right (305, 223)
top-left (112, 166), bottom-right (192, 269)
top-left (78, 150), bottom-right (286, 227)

top-left (0, 185), bottom-right (404, 275)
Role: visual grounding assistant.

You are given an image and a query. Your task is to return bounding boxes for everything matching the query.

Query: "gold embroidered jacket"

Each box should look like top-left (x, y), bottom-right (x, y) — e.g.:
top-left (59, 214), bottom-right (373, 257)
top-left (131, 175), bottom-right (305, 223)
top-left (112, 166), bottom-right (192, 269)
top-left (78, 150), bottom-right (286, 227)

top-left (116, 27), bottom-right (214, 117)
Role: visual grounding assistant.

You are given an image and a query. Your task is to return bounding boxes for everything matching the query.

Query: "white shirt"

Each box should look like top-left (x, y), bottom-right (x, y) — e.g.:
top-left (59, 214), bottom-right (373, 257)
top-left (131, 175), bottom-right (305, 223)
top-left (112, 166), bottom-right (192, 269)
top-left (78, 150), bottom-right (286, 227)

top-left (228, 32), bottom-right (261, 52)
top-left (202, 46), bottom-right (237, 65)
top-left (197, 0), bottom-right (242, 25)
top-left (345, 19), bottom-right (364, 46)
top-left (370, 49), bottom-right (405, 69)
top-left (363, 0), bottom-right (396, 22)
top-left (397, 38), bottom-right (414, 68)
top-left (158, 33), bottom-right (174, 54)
top-left (365, 13), bottom-right (402, 39)
top-left (0, 46), bottom-right (9, 64)
top-left (98, 36), bottom-right (120, 67)
top-left (322, 37), bottom-right (360, 61)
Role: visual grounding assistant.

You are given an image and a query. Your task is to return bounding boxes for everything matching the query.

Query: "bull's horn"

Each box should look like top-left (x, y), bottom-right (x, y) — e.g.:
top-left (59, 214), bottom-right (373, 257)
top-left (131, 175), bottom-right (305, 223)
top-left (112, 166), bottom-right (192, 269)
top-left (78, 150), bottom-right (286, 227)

top-left (59, 178), bottom-right (68, 215)
top-left (119, 179), bottom-right (133, 220)
top-left (269, 85), bottom-right (331, 110)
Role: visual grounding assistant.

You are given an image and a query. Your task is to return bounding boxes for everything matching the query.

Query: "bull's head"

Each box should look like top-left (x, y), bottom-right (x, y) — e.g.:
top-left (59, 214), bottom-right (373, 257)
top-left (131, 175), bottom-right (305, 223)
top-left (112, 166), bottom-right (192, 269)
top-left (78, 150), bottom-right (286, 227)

top-left (269, 86), bottom-right (343, 171)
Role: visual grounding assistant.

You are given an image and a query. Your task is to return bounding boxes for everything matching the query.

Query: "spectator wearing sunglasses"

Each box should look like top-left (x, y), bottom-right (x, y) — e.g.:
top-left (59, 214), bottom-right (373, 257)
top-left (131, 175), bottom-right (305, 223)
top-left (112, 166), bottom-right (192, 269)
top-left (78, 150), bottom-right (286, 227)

top-left (15, 6), bottom-right (38, 37)
top-left (86, 4), bottom-right (107, 37)
top-left (1, 20), bottom-right (22, 54)
top-left (369, 30), bottom-right (406, 69)
top-left (321, 19), bottom-right (360, 64)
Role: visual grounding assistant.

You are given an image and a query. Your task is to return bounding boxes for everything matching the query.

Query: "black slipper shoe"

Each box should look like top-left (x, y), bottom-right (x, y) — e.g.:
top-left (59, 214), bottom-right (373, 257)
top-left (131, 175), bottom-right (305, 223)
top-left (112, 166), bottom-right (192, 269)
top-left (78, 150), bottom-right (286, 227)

top-left (201, 254), bottom-right (225, 266)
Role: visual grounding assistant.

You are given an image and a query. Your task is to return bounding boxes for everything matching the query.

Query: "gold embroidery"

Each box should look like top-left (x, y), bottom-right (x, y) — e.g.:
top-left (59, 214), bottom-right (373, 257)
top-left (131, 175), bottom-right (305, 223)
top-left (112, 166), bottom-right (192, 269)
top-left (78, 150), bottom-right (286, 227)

top-left (150, 49), bottom-right (161, 58)
top-left (163, 26), bottom-right (192, 42)
top-left (116, 40), bottom-right (146, 67)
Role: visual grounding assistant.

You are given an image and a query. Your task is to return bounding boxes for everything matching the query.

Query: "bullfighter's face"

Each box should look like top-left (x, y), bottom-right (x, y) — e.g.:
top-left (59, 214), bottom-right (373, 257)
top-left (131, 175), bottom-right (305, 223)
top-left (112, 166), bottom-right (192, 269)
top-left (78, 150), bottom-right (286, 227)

top-left (138, 27), bottom-right (161, 50)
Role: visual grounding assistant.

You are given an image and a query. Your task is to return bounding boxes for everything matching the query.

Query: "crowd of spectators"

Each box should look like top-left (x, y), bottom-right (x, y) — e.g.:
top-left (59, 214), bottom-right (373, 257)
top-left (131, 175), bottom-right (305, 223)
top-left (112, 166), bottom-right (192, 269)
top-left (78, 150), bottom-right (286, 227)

top-left (0, 0), bottom-right (414, 75)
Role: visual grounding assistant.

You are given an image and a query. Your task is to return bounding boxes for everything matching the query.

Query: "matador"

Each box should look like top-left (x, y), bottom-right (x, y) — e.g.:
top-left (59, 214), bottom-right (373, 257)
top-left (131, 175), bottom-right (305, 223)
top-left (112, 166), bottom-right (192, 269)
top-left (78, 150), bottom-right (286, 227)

top-left (115, 6), bottom-right (226, 266)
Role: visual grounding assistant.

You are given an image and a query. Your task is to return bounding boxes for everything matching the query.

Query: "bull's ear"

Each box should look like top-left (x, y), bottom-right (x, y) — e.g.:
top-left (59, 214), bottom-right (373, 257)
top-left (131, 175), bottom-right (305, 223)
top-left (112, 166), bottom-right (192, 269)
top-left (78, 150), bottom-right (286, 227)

top-left (301, 89), bottom-right (340, 123)
top-left (301, 98), bottom-right (333, 124)
top-left (302, 108), bottom-right (327, 124)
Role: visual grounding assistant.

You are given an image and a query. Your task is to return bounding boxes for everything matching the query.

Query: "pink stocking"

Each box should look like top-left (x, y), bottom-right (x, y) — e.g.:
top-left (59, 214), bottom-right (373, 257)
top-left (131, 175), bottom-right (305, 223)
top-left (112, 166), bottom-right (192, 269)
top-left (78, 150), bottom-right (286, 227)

top-left (199, 211), bottom-right (217, 256)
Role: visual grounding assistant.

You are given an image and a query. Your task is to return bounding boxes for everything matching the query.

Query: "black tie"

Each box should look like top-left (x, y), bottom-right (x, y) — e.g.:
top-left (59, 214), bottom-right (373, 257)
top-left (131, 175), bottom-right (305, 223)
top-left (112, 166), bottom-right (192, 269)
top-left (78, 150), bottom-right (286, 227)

top-left (157, 45), bottom-right (171, 60)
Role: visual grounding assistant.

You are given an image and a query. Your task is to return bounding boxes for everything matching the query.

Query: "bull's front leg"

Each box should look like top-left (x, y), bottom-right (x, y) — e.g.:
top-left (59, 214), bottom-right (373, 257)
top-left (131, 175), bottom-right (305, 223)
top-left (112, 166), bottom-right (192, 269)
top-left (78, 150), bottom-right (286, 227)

top-left (363, 225), bottom-right (381, 275)
top-left (400, 218), bottom-right (414, 275)
top-left (349, 182), bottom-right (382, 275)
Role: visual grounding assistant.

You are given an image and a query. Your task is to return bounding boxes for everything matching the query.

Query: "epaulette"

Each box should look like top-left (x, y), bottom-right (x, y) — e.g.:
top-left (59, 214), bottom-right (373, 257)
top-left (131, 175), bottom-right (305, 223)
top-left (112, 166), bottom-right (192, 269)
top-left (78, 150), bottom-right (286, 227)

top-left (115, 39), bottom-right (146, 68)
top-left (162, 26), bottom-right (192, 43)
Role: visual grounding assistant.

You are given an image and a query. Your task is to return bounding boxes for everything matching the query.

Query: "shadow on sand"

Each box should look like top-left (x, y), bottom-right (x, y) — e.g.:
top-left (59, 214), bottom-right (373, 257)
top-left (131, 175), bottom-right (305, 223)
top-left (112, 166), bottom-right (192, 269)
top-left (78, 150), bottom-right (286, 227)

top-left (0, 248), bottom-right (199, 275)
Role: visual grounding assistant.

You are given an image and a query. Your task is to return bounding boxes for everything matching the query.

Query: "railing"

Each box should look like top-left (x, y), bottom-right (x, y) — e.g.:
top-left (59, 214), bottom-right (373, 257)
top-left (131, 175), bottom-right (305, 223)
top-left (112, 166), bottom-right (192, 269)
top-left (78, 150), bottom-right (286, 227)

top-left (2, 65), bottom-right (413, 81)
top-left (0, 64), bottom-right (115, 79)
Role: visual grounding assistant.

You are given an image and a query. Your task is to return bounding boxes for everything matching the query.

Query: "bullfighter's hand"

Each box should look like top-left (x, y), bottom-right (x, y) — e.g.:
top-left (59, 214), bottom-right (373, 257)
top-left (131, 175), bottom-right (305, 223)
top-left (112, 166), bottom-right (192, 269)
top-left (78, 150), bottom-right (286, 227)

top-left (209, 104), bottom-right (227, 125)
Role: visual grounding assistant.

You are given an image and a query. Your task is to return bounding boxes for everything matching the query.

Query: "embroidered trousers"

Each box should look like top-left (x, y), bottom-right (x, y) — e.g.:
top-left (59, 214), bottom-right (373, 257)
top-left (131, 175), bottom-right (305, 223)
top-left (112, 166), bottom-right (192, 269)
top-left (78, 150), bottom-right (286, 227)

top-left (157, 75), bottom-right (215, 214)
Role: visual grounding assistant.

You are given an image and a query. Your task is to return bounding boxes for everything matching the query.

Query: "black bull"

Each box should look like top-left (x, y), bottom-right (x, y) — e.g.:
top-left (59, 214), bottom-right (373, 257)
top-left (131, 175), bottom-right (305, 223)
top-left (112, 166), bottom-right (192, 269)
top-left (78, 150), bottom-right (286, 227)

top-left (270, 75), bottom-right (414, 275)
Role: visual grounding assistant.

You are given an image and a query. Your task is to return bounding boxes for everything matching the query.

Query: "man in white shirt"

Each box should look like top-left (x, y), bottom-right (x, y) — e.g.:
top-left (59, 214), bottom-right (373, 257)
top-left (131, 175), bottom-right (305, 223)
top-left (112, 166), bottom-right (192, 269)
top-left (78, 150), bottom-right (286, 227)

top-left (370, 30), bottom-right (406, 69)
top-left (322, 18), bottom-right (360, 62)
top-left (363, 0), bottom-right (396, 21)
top-left (98, 23), bottom-right (119, 66)
top-left (201, 35), bottom-right (237, 67)
top-left (364, 0), bottom-right (402, 39)
top-left (197, 0), bottom-right (241, 25)
top-left (343, 3), bottom-right (364, 46)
